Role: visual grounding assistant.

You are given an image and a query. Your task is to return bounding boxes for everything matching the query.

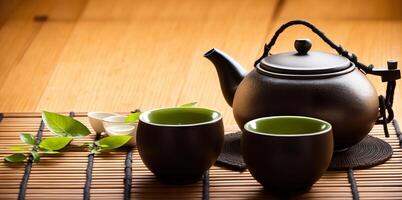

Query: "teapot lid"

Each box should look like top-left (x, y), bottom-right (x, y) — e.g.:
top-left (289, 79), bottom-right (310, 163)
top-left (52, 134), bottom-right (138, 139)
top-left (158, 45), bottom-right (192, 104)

top-left (259, 39), bottom-right (352, 75)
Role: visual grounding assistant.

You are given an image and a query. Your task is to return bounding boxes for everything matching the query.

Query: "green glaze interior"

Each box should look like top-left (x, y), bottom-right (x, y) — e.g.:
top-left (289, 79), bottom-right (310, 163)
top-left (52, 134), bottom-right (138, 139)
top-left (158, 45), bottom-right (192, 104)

top-left (140, 107), bottom-right (221, 126)
top-left (245, 116), bottom-right (331, 136)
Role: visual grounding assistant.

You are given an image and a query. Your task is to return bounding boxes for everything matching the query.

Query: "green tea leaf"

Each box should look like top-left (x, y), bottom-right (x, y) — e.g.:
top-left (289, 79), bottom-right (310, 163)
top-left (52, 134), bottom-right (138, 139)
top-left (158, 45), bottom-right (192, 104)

top-left (30, 151), bottom-right (40, 163)
top-left (125, 112), bottom-right (141, 123)
top-left (20, 133), bottom-right (36, 145)
top-left (180, 102), bottom-right (198, 107)
top-left (40, 150), bottom-right (60, 154)
top-left (4, 153), bottom-right (27, 162)
top-left (97, 136), bottom-right (132, 150)
top-left (39, 137), bottom-right (73, 151)
top-left (42, 111), bottom-right (91, 137)
top-left (8, 146), bottom-right (30, 151)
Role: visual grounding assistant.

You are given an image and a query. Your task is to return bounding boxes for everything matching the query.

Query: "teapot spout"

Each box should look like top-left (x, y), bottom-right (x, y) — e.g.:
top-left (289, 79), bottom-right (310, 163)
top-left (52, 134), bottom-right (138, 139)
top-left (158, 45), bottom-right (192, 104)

top-left (204, 48), bottom-right (246, 107)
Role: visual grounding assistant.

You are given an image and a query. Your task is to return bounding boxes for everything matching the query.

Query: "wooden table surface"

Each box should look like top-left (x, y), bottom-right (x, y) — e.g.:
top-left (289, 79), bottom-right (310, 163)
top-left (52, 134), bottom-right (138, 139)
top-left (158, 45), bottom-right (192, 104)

top-left (0, 0), bottom-right (401, 126)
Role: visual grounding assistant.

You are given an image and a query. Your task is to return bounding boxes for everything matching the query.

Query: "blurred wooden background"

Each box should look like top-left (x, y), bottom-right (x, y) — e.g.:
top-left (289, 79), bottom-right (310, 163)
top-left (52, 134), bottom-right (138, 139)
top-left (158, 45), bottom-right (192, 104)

top-left (0, 0), bottom-right (401, 126)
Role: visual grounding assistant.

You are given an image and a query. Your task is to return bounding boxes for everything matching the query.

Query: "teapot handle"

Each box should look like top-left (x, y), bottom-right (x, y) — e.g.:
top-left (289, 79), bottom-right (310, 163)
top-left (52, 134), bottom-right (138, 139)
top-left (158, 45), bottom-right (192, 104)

top-left (254, 20), bottom-right (342, 67)
top-left (254, 20), bottom-right (399, 80)
top-left (255, 20), bottom-right (401, 137)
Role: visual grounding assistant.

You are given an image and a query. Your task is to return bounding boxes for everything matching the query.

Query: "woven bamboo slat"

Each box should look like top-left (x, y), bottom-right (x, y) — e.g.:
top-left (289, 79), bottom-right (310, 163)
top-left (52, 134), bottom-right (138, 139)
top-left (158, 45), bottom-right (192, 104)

top-left (0, 113), bottom-right (401, 199)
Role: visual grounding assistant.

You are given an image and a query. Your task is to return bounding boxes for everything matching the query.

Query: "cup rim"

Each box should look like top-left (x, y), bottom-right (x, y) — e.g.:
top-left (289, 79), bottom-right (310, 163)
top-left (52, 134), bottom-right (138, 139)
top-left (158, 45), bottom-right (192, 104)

top-left (88, 112), bottom-right (118, 120)
top-left (139, 107), bottom-right (222, 127)
top-left (244, 116), bottom-right (332, 137)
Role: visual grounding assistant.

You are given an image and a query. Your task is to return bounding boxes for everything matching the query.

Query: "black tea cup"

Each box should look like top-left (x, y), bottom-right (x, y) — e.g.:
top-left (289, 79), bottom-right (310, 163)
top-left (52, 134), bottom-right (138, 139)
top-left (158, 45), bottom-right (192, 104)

top-left (242, 116), bottom-right (333, 193)
top-left (137, 107), bottom-right (224, 184)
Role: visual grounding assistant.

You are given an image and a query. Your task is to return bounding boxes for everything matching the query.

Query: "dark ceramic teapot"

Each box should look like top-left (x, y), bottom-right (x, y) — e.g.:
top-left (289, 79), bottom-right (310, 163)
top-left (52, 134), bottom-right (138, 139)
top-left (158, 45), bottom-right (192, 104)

top-left (204, 20), bottom-right (400, 151)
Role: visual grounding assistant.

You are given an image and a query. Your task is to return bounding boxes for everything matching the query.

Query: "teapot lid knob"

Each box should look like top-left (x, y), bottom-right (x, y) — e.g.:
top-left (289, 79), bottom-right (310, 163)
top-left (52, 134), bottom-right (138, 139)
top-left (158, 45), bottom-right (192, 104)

top-left (294, 38), bottom-right (312, 55)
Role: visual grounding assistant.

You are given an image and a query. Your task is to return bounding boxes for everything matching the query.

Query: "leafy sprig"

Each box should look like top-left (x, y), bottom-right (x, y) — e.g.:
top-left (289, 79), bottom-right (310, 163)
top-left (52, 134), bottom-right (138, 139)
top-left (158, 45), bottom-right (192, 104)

top-left (4, 111), bottom-right (133, 163)
top-left (5, 133), bottom-right (71, 163)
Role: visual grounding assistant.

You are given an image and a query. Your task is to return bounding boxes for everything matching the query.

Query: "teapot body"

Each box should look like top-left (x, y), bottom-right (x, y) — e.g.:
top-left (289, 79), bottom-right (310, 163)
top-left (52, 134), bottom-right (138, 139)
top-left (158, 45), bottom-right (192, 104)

top-left (205, 21), bottom-right (399, 151)
top-left (233, 67), bottom-right (378, 150)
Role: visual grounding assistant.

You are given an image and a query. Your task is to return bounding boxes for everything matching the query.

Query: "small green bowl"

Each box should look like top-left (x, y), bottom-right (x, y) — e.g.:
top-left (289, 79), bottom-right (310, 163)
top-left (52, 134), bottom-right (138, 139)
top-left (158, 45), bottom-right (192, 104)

top-left (242, 116), bottom-right (333, 193)
top-left (137, 107), bottom-right (224, 184)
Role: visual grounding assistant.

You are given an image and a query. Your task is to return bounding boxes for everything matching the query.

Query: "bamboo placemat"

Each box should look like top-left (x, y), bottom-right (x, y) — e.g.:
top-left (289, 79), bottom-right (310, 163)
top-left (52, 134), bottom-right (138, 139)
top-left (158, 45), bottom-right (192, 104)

top-left (0, 112), bottom-right (401, 200)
